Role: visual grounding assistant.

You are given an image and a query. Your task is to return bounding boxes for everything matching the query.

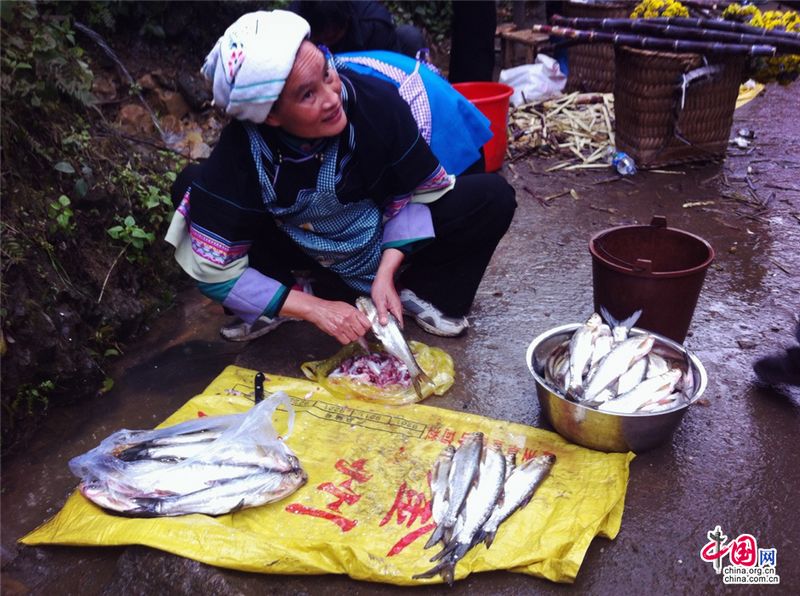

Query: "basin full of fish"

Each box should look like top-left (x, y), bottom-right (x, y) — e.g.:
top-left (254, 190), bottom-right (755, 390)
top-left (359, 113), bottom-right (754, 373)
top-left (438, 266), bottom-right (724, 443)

top-left (544, 309), bottom-right (695, 414)
top-left (69, 394), bottom-right (307, 517)
top-left (413, 432), bottom-right (556, 585)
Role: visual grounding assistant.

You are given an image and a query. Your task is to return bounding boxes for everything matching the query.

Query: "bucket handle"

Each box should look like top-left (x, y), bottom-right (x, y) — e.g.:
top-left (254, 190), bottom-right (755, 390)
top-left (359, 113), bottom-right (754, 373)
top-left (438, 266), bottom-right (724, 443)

top-left (594, 215), bottom-right (667, 274)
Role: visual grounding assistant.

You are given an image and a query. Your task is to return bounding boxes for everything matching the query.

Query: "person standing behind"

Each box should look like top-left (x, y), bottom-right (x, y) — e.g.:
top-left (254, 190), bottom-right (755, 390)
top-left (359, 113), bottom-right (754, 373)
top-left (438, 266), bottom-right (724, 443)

top-left (448, 0), bottom-right (497, 83)
top-left (290, 0), bottom-right (425, 57)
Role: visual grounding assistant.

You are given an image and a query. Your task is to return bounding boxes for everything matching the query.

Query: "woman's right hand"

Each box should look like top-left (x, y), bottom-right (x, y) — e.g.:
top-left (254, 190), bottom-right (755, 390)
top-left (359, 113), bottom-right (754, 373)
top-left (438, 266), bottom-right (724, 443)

top-left (281, 290), bottom-right (371, 345)
top-left (307, 299), bottom-right (372, 345)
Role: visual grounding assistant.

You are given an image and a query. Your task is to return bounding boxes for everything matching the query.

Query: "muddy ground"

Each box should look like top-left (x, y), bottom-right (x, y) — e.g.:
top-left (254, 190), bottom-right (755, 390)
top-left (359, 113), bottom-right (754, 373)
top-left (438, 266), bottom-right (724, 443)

top-left (2, 81), bottom-right (799, 595)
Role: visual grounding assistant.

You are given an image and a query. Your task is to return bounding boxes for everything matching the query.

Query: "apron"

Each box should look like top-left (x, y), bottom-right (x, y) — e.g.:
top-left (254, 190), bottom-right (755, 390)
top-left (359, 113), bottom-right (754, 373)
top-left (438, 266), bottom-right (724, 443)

top-left (244, 124), bottom-right (382, 293)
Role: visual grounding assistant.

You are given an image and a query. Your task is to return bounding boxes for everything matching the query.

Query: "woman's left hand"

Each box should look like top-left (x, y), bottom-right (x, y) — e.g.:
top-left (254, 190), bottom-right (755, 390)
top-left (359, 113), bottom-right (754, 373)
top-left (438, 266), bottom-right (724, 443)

top-left (372, 248), bottom-right (405, 327)
top-left (371, 276), bottom-right (403, 328)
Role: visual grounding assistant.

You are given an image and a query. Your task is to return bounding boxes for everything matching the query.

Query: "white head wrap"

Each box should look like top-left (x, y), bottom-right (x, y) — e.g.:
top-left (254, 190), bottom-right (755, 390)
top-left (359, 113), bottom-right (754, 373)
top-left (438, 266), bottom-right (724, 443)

top-left (201, 10), bottom-right (310, 123)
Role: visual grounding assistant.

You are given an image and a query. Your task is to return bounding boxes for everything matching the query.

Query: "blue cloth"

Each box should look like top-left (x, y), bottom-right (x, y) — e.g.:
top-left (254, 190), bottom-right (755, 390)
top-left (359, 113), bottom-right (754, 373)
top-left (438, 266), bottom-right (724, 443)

top-left (336, 50), bottom-right (492, 175)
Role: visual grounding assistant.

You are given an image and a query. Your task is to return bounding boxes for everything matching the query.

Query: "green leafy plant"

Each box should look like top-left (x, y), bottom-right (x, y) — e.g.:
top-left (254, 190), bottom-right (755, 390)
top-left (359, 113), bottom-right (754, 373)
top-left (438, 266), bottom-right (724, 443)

top-left (107, 215), bottom-right (155, 255)
top-left (14, 380), bottom-right (55, 415)
top-left (0, 2), bottom-right (95, 109)
top-left (48, 194), bottom-right (76, 232)
top-left (386, 1), bottom-right (453, 44)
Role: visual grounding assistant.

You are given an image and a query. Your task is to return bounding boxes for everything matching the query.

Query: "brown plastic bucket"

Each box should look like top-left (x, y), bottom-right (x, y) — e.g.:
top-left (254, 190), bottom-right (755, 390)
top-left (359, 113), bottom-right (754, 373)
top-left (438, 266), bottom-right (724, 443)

top-left (589, 216), bottom-right (714, 343)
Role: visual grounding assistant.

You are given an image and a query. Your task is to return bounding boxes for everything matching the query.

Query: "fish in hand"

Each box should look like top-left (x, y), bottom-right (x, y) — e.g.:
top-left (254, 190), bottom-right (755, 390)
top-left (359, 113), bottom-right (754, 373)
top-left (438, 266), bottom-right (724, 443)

top-left (356, 296), bottom-right (432, 399)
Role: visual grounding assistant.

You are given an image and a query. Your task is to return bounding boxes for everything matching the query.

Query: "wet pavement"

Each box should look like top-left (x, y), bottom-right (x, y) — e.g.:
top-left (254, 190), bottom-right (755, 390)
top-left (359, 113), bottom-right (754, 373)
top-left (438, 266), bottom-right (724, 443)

top-left (2, 84), bottom-right (799, 595)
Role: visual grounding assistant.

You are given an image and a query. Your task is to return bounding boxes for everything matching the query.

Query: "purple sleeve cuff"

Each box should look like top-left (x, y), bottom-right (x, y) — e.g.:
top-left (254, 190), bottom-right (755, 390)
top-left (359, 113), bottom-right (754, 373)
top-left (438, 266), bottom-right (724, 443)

top-left (222, 268), bottom-right (285, 324)
top-left (381, 203), bottom-right (434, 246)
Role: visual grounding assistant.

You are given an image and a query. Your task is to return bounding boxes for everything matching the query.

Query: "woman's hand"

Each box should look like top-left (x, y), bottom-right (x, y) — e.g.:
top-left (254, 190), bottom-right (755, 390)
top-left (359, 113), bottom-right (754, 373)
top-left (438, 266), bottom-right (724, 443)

top-left (281, 290), bottom-right (370, 345)
top-left (372, 248), bottom-right (405, 327)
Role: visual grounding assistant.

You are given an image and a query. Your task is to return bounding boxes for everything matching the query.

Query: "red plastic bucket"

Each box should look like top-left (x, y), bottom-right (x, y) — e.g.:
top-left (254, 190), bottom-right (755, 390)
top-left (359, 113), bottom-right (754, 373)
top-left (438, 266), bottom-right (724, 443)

top-left (589, 216), bottom-right (715, 343)
top-left (452, 82), bottom-right (513, 172)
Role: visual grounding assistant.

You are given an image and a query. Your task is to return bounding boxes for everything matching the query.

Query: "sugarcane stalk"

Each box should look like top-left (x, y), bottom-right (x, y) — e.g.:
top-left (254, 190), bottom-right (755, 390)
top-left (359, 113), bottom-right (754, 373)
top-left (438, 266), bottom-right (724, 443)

top-left (551, 15), bottom-right (800, 54)
top-left (532, 24), bottom-right (777, 56)
top-left (647, 16), bottom-right (800, 41)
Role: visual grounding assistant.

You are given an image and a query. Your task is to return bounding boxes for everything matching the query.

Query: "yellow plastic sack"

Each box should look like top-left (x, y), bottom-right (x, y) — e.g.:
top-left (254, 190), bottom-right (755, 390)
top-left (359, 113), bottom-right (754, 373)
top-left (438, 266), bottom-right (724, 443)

top-left (22, 365), bottom-right (634, 585)
top-left (300, 340), bottom-right (454, 405)
top-left (736, 81), bottom-right (765, 109)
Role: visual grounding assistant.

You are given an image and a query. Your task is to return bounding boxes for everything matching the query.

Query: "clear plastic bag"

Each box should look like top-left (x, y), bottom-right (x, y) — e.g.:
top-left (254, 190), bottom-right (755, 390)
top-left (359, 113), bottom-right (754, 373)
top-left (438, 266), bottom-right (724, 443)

top-left (69, 392), bottom-right (304, 515)
top-left (300, 341), bottom-right (455, 406)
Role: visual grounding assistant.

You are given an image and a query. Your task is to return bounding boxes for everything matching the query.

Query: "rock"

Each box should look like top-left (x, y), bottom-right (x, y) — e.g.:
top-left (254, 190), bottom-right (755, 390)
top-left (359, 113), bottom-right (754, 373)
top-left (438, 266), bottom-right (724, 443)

top-left (137, 73), bottom-right (159, 91)
top-left (156, 89), bottom-right (190, 120)
top-left (190, 141), bottom-right (211, 160)
top-left (118, 104), bottom-right (155, 135)
top-left (177, 72), bottom-right (212, 111)
top-left (92, 74), bottom-right (118, 102)
top-left (151, 70), bottom-right (177, 91)
top-left (159, 114), bottom-right (183, 135)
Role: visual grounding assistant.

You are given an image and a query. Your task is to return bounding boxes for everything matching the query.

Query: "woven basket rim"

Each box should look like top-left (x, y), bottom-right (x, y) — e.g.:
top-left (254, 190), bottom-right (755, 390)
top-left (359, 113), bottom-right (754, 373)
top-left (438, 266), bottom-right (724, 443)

top-left (566, 0), bottom-right (635, 8)
top-left (616, 45), bottom-right (706, 61)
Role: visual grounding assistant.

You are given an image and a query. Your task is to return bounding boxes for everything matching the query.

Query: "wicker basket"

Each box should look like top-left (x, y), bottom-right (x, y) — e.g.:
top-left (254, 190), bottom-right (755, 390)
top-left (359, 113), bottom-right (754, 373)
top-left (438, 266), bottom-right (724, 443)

top-left (613, 45), bottom-right (746, 168)
top-left (564, 1), bottom-right (637, 93)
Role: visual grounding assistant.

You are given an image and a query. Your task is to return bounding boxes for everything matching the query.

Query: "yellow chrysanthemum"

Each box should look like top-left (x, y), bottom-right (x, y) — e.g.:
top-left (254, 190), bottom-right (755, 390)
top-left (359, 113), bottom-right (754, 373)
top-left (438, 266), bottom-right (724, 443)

top-left (631, 0), bottom-right (689, 19)
top-left (723, 4), bottom-right (800, 85)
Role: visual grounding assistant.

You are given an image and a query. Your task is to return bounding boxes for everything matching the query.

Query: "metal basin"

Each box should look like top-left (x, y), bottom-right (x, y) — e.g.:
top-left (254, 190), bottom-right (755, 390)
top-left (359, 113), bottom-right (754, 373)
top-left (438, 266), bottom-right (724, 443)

top-left (526, 324), bottom-right (707, 453)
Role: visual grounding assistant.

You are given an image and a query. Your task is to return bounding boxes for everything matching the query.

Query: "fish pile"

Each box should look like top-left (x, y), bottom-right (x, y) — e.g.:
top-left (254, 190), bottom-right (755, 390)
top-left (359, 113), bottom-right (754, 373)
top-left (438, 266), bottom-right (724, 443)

top-left (544, 310), bottom-right (695, 414)
top-left (69, 395), bottom-right (307, 517)
top-left (355, 296), bottom-right (432, 399)
top-left (413, 432), bottom-right (556, 585)
top-left (329, 352), bottom-right (411, 389)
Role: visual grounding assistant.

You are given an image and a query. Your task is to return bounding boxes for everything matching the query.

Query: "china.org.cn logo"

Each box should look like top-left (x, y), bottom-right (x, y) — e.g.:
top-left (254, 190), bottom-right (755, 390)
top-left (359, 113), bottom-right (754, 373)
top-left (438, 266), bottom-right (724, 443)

top-left (700, 526), bottom-right (780, 585)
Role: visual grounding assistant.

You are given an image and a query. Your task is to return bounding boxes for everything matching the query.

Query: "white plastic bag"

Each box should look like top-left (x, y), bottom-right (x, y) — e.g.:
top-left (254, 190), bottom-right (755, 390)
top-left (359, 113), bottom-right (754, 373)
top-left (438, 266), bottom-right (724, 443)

top-left (499, 55), bottom-right (567, 107)
top-left (69, 392), bottom-right (305, 516)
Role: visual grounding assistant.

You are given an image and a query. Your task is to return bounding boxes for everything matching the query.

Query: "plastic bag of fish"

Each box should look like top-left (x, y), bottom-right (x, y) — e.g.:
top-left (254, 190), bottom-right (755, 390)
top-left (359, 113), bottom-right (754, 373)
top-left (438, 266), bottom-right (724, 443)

top-left (412, 432), bottom-right (556, 585)
top-left (544, 310), bottom-right (695, 414)
top-left (68, 393), bottom-right (307, 517)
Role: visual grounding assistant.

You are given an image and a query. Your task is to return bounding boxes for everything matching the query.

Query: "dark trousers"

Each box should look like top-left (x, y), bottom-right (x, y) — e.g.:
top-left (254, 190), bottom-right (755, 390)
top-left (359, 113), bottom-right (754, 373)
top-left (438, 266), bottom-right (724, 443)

top-left (172, 168), bottom-right (516, 318)
top-left (400, 173), bottom-right (516, 316)
top-left (448, 1), bottom-right (497, 83)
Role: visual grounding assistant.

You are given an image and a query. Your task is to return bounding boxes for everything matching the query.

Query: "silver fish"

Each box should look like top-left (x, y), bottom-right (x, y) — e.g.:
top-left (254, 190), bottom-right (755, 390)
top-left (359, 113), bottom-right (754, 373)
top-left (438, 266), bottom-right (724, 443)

top-left (583, 334), bottom-right (655, 402)
top-left (425, 432), bottom-right (483, 548)
top-left (424, 444), bottom-right (456, 549)
top-left (544, 340), bottom-right (569, 388)
top-left (118, 459), bottom-right (275, 497)
top-left (117, 440), bottom-right (300, 473)
top-left (432, 444), bottom-right (506, 563)
top-left (129, 469), bottom-right (308, 517)
top-left (600, 306), bottom-right (642, 343)
top-left (590, 333), bottom-right (614, 369)
top-left (566, 313), bottom-right (603, 398)
top-left (355, 296), bottom-right (432, 399)
top-left (616, 356), bottom-right (648, 395)
top-left (476, 453), bottom-right (556, 548)
top-left (646, 353), bottom-right (669, 378)
top-left (639, 391), bottom-right (685, 413)
top-left (598, 369), bottom-right (682, 414)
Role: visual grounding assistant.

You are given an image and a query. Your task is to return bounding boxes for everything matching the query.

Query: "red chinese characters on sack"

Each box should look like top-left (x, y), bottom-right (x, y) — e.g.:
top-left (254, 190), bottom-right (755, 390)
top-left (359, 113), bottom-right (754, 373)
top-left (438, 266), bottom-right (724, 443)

top-left (379, 474), bottom-right (435, 557)
top-left (285, 458), bottom-right (372, 532)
